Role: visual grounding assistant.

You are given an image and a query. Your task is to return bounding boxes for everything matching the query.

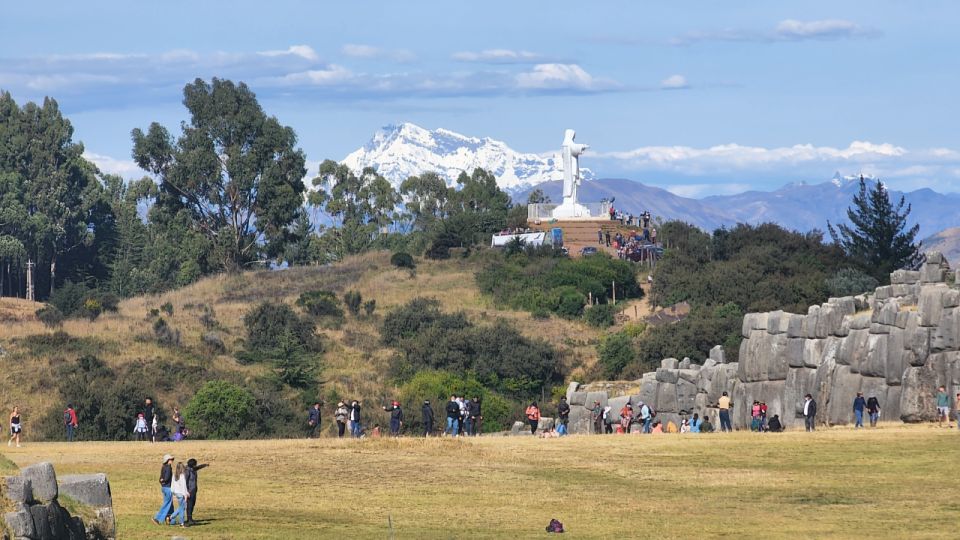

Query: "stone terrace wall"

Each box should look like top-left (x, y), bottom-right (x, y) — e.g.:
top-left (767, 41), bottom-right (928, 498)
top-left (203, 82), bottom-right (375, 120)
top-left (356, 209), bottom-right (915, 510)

top-left (567, 252), bottom-right (957, 431)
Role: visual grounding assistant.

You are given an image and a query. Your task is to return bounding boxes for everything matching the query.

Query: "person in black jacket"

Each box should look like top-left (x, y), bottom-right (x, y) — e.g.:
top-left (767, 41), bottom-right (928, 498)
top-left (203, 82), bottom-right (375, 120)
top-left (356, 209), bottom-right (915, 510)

top-left (185, 458), bottom-right (208, 526)
top-left (307, 402), bottom-right (321, 438)
top-left (468, 397), bottom-right (482, 436)
top-left (866, 395), bottom-right (881, 427)
top-left (152, 454), bottom-right (175, 525)
top-left (382, 401), bottom-right (404, 436)
top-left (445, 395), bottom-right (460, 436)
top-left (803, 394), bottom-right (817, 432)
top-left (766, 414), bottom-right (783, 433)
top-left (144, 398), bottom-right (155, 443)
top-left (421, 400), bottom-right (435, 436)
top-left (349, 400), bottom-right (362, 438)
top-left (557, 397), bottom-right (570, 435)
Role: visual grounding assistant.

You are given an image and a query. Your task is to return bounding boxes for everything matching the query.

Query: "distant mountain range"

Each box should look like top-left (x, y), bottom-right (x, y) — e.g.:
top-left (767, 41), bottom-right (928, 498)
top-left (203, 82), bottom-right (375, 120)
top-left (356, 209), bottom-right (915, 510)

top-left (923, 227), bottom-right (960, 265)
top-left (342, 123), bottom-right (960, 240)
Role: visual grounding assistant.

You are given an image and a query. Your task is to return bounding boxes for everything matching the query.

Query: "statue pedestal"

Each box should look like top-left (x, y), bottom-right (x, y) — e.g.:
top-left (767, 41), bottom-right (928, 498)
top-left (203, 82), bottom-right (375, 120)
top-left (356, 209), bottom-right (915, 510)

top-left (551, 200), bottom-right (592, 219)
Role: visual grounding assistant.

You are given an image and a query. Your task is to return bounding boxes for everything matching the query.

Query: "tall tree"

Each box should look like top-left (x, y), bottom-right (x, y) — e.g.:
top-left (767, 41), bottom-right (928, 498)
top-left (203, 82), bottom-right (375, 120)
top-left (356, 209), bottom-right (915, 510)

top-left (132, 78), bottom-right (307, 271)
top-left (828, 176), bottom-right (922, 281)
top-left (310, 160), bottom-right (400, 258)
top-left (399, 171), bottom-right (451, 230)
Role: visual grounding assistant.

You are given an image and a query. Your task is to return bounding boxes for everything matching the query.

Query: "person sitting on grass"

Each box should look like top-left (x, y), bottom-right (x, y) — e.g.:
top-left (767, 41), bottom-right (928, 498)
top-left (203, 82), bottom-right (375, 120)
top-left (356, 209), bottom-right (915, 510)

top-left (651, 421), bottom-right (663, 434)
top-left (689, 413), bottom-right (702, 433)
top-left (701, 417), bottom-right (715, 433)
top-left (766, 415), bottom-right (783, 433)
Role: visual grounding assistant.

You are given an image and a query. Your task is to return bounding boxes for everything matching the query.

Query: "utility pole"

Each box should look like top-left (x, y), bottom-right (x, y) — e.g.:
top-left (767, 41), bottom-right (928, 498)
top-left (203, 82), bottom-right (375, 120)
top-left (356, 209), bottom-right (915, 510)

top-left (25, 259), bottom-right (34, 302)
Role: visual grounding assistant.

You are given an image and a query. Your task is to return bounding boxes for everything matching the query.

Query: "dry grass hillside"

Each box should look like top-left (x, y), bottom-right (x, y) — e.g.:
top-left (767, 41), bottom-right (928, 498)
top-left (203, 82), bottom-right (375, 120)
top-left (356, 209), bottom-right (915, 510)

top-left (923, 227), bottom-right (960, 265)
top-left (0, 251), bottom-right (601, 427)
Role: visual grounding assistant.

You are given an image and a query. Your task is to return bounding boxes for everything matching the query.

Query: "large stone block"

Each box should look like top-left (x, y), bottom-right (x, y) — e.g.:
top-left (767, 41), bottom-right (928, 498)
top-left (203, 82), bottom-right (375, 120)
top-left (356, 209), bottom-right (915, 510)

top-left (29, 504), bottom-right (53, 540)
top-left (607, 396), bottom-right (632, 420)
top-left (5, 476), bottom-right (33, 504)
top-left (785, 314), bottom-right (805, 338)
top-left (785, 337), bottom-right (805, 369)
top-left (676, 378), bottom-right (697, 414)
top-left (859, 333), bottom-right (888, 378)
top-left (656, 383), bottom-right (678, 413)
top-left (709, 345), bottom-right (725, 364)
top-left (660, 357), bottom-right (679, 370)
top-left (677, 369), bottom-right (699, 383)
top-left (943, 289), bottom-right (960, 309)
top-left (22, 462), bottom-right (57, 503)
top-left (569, 391), bottom-right (587, 407)
top-left (585, 392), bottom-right (608, 409)
top-left (919, 284), bottom-right (949, 327)
top-left (767, 310), bottom-right (786, 335)
top-left (567, 406), bottom-right (593, 435)
top-left (4, 509), bottom-right (35, 539)
top-left (741, 313), bottom-right (768, 338)
top-left (637, 378), bottom-right (659, 409)
top-left (655, 368), bottom-right (678, 384)
top-left (784, 367), bottom-right (817, 426)
top-left (932, 307), bottom-right (960, 352)
top-left (904, 313), bottom-right (931, 365)
top-left (900, 366), bottom-right (938, 422)
top-left (884, 384), bottom-right (902, 421)
top-left (804, 305), bottom-right (820, 338)
top-left (825, 365), bottom-right (863, 425)
top-left (886, 328), bottom-right (905, 386)
top-left (801, 338), bottom-right (824, 369)
top-left (564, 381), bottom-right (579, 403)
top-left (849, 314), bottom-right (871, 331)
top-left (58, 474), bottom-right (112, 508)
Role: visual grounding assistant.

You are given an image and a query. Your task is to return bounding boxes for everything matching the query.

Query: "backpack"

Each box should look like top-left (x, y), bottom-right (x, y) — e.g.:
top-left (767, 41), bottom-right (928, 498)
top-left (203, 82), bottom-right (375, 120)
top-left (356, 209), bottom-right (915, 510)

top-left (546, 519), bottom-right (564, 533)
top-left (647, 406), bottom-right (656, 418)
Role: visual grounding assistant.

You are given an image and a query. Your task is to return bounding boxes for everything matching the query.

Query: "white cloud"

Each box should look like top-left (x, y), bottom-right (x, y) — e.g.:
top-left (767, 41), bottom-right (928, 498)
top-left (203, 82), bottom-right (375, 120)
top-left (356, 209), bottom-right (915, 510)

top-left (669, 19), bottom-right (879, 46)
top-left (258, 45), bottom-right (320, 61)
top-left (666, 183), bottom-right (752, 198)
top-left (269, 65), bottom-right (355, 86)
top-left (660, 74), bottom-right (688, 89)
top-left (515, 63), bottom-right (613, 91)
top-left (84, 152), bottom-right (142, 179)
top-left (341, 44), bottom-right (415, 62)
top-left (453, 49), bottom-right (544, 64)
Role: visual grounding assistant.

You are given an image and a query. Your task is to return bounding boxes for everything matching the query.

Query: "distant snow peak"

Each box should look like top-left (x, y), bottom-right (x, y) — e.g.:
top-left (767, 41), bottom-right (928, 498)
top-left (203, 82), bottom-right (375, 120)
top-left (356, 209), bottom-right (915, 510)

top-left (342, 122), bottom-right (593, 190)
top-left (831, 171), bottom-right (877, 188)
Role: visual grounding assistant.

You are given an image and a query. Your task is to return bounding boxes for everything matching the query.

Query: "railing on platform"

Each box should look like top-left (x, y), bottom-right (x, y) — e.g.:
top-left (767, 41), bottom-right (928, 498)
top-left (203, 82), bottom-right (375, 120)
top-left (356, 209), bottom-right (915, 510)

top-left (527, 201), bottom-right (612, 220)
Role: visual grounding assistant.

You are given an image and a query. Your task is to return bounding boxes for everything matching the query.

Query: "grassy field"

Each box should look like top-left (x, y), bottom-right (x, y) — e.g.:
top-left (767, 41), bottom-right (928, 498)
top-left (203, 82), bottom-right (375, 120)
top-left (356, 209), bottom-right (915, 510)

top-left (4, 426), bottom-right (958, 539)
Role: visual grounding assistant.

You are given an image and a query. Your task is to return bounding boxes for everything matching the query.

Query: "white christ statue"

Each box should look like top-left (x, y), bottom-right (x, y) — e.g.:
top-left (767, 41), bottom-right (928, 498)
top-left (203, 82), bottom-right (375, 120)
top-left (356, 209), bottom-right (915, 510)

top-left (552, 129), bottom-right (590, 218)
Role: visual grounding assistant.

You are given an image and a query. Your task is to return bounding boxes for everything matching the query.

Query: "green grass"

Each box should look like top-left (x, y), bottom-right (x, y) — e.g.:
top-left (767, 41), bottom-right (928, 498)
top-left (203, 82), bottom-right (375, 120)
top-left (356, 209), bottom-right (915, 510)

top-left (3, 425), bottom-right (958, 539)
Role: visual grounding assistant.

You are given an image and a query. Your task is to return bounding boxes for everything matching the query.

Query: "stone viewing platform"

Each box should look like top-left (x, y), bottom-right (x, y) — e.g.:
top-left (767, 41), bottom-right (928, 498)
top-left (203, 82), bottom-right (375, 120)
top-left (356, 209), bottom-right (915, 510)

top-left (560, 252), bottom-right (958, 430)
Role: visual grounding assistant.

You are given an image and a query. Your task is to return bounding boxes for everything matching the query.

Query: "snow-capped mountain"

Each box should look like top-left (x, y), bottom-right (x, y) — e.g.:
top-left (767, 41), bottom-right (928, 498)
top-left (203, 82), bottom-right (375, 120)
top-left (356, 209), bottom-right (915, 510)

top-left (342, 122), bottom-right (593, 190)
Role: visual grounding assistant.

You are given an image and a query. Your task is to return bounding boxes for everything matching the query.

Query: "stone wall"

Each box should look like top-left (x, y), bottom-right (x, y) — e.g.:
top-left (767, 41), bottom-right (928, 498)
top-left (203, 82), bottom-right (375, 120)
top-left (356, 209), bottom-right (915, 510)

top-left (566, 253), bottom-right (958, 431)
top-left (2, 462), bottom-right (115, 540)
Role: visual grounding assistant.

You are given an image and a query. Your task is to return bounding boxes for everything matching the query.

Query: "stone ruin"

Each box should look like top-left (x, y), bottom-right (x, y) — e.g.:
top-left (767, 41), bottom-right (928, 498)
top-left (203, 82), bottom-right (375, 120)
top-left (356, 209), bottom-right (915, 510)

top-left (562, 252), bottom-right (958, 432)
top-left (2, 462), bottom-right (115, 540)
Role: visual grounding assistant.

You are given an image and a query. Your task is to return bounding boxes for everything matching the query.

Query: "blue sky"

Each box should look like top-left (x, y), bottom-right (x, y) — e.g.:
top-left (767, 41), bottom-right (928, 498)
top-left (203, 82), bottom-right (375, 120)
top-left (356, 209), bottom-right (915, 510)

top-left (3, 1), bottom-right (959, 196)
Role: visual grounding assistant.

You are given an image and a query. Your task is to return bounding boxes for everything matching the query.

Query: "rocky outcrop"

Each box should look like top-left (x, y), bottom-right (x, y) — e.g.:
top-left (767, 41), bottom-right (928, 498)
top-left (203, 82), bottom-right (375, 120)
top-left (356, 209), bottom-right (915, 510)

top-left (2, 462), bottom-right (115, 540)
top-left (567, 253), bottom-right (958, 431)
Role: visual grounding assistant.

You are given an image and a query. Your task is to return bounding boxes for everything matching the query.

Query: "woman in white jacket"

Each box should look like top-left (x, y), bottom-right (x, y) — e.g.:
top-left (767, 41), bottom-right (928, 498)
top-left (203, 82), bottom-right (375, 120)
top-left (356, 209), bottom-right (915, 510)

top-left (169, 462), bottom-right (190, 527)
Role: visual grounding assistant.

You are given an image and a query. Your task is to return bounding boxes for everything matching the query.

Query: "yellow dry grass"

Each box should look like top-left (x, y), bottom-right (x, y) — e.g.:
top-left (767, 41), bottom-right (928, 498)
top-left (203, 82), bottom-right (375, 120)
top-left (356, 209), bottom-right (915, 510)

top-left (4, 425), bottom-right (958, 539)
top-left (0, 250), bottom-right (601, 425)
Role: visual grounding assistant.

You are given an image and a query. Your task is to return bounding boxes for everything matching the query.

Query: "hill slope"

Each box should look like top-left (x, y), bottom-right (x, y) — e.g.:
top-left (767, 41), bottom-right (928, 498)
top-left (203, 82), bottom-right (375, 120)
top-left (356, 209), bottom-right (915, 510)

top-left (923, 227), bottom-right (960, 265)
top-left (0, 252), bottom-right (600, 435)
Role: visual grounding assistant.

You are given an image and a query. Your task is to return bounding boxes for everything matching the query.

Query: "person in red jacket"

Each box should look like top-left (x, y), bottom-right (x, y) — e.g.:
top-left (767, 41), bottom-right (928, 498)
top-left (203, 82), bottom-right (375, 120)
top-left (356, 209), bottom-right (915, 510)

top-left (525, 402), bottom-right (541, 435)
top-left (64, 404), bottom-right (79, 442)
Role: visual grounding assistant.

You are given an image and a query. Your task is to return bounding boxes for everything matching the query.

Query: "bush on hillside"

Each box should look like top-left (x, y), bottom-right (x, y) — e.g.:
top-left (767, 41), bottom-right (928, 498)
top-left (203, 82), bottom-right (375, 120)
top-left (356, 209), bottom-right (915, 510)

top-left (296, 290), bottom-right (344, 319)
top-left (598, 331), bottom-right (636, 378)
top-left (825, 268), bottom-right (879, 298)
top-left (35, 305), bottom-right (64, 328)
top-left (49, 281), bottom-right (120, 319)
top-left (390, 251), bottom-right (415, 269)
top-left (184, 380), bottom-right (256, 439)
top-left (241, 302), bottom-right (322, 362)
top-left (343, 290), bottom-right (363, 317)
top-left (584, 303), bottom-right (617, 328)
top-left (382, 298), bottom-right (562, 398)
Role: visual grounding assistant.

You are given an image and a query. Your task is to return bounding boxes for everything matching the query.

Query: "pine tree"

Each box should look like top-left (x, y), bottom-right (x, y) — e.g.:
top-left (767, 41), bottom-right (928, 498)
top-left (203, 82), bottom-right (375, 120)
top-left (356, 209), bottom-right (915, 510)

top-left (828, 176), bottom-right (922, 282)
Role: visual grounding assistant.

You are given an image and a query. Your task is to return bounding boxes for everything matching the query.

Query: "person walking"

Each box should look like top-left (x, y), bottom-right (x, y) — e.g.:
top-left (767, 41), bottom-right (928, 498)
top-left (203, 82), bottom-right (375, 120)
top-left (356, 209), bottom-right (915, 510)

top-left (382, 400), bottom-right (403, 436)
top-left (457, 396), bottom-right (468, 436)
top-left (591, 400), bottom-right (603, 434)
top-left (936, 386), bottom-right (949, 427)
top-left (134, 413), bottom-right (149, 441)
top-left (597, 228), bottom-right (603, 245)
top-left (445, 395), bottom-right (460, 436)
top-left (185, 458), bottom-right (208, 526)
top-left (421, 400), bottom-right (435, 436)
top-left (525, 402), bottom-right (541, 435)
top-left (349, 400), bottom-right (362, 438)
top-left (152, 454), bottom-right (175, 526)
top-left (8, 406), bottom-right (22, 448)
top-left (334, 401), bottom-right (348, 438)
top-left (468, 397), bottom-right (482, 436)
top-left (803, 394), bottom-right (817, 432)
top-left (604, 230), bottom-right (611, 247)
top-left (307, 402), bottom-right (322, 438)
top-left (169, 462), bottom-right (189, 527)
top-left (557, 397), bottom-right (570, 436)
top-left (64, 404), bottom-right (78, 442)
top-left (143, 398), bottom-right (155, 442)
top-left (853, 392), bottom-right (866, 428)
top-left (866, 395), bottom-right (881, 427)
top-left (639, 402), bottom-right (653, 433)
top-left (718, 392), bottom-right (732, 432)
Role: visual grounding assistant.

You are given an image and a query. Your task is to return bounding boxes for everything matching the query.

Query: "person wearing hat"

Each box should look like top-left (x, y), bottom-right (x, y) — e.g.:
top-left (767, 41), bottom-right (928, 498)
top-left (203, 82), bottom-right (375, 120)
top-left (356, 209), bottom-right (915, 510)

top-left (591, 400), bottom-right (603, 435)
top-left (307, 402), bottom-right (322, 438)
top-left (334, 401), bottom-right (349, 438)
top-left (421, 400), bottom-right (435, 437)
top-left (153, 454), bottom-right (175, 525)
top-left (382, 400), bottom-right (404, 436)
top-left (185, 458), bottom-right (209, 525)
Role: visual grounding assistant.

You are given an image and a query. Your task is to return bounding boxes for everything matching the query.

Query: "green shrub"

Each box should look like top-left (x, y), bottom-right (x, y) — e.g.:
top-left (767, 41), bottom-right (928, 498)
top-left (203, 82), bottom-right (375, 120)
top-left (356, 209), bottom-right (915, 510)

top-left (397, 370), bottom-right (516, 432)
top-left (390, 251), bottom-right (415, 269)
top-left (241, 302), bottom-right (321, 363)
top-left (19, 331), bottom-right (110, 359)
top-left (160, 301), bottom-right (174, 316)
top-left (184, 380), bottom-right (256, 439)
top-left (35, 305), bottom-right (64, 328)
top-left (363, 299), bottom-right (376, 317)
top-left (555, 286), bottom-right (586, 318)
top-left (296, 290), bottom-right (343, 318)
top-left (48, 281), bottom-right (90, 317)
top-left (825, 268), bottom-right (879, 297)
top-left (152, 317), bottom-right (181, 346)
top-left (598, 331), bottom-right (636, 378)
top-left (584, 303), bottom-right (617, 328)
top-left (81, 298), bottom-right (103, 321)
top-left (343, 290), bottom-right (362, 317)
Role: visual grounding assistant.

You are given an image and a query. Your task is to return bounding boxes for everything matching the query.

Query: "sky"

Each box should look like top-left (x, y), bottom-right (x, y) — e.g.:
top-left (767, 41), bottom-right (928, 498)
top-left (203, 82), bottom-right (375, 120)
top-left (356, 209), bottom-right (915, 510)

top-left (3, 1), bottom-right (960, 197)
